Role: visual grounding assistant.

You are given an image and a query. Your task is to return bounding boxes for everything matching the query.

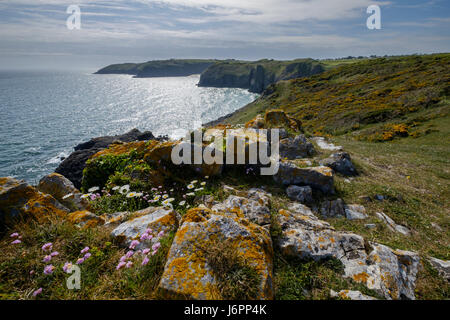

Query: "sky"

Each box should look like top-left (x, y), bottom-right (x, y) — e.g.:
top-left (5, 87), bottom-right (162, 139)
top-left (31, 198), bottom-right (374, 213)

top-left (0, 0), bottom-right (449, 71)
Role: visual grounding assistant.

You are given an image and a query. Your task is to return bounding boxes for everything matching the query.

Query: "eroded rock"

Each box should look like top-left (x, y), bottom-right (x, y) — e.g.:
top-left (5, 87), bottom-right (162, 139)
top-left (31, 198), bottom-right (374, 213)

top-left (320, 152), bottom-right (356, 176)
top-left (344, 204), bottom-right (368, 220)
top-left (428, 257), bottom-right (450, 281)
top-left (279, 135), bottom-right (315, 160)
top-left (320, 199), bottom-right (346, 218)
top-left (286, 185), bottom-right (313, 204)
top-left (375, 212), bottom-right (411, 236)
top-left (330, 289), bottom-right (377, 300)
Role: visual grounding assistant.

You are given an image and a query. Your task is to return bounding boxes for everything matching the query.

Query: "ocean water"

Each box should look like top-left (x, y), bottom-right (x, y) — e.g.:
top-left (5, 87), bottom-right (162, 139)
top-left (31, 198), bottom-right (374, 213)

top-left (0, 71), bottom-right (258, 184)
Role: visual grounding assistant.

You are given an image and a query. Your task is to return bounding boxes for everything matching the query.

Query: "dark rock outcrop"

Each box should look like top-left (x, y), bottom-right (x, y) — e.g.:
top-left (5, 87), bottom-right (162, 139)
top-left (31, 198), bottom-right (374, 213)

top-left (55, 129), bottom-right (157, 189)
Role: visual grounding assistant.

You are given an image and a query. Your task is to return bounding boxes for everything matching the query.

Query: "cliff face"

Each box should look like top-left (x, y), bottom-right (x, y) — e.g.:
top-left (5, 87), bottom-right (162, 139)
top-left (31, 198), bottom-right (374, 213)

top-left (198, 59), bottom-right (325, 93)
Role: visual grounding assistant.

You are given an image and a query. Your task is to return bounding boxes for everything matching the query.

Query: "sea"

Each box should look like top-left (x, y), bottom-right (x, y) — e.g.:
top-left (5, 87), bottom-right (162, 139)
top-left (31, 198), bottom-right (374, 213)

top-left (0, 71), bottom-right (258, 184)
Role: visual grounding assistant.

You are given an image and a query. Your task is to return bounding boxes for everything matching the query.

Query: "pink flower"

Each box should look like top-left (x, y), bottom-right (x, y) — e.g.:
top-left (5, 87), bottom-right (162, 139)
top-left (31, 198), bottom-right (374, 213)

top-left (152, 250), bottom-right (158, 256)
top-left (142, 257), bottom-right (149, 266)
top-left (76, 258), bottom-right (85, 265)
top-left (125, 250), bottom-right (134, 259)
top-left (119, 255), bottom-right (127, 262)
top-left (10, 232), bottom-right (19, 238)
top-left (80, 247), bottom-right (90, 254)
top-left (83, 252), bottom-right (91, 259)
top-left (30, 270), bottom-right (35, 275)
top-left (50, 251), bottom-right (59, 257)
top-left (43, 265), bottom-right (55, 275)
top-left (158, 231), bottom-right (165, 238)
top-left (129, 240), bottom-right (140, 250)
top-left (33, 288), bottom-right (43, 297)
top-left (116, 261), bottom-right (126, 270)
top-left (140, 234), bottom-right (149, 241)
top-left (63, 262), bottom-right (73, 273)
top-left (11, 239), bottom-right (21, 244)
top-left (152, 242), bottom-right (161, 251)
top-left (125, 261), bottom-right (133, 269)
top-left (142, 248), bottom-right (150, 255)
top-left (43, 255), bottom-right (52, 263)
top-left (42, 243), bottom-right (53, 252)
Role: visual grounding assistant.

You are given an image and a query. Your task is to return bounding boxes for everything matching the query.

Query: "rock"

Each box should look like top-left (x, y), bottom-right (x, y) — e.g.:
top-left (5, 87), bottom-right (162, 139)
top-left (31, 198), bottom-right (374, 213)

top-left (311, 137), bottom-right (342, 151)
top-left (375, 194), bottom-right (385, 201)
top-left (330, 289), bottom-right (377, 300)
top-left (274, 161), bottom-right (334, 194)
top-left (319, 152), bottom-right (356, 176)
top-left (111, 207), bottom-right (180, 249)
top-left (276, 206), bottom-right (420, 299)
top-left (211, 188), bottom-right (272, 226)
top-left (344, 204), bottom-right (368, 220)
top-left (158, 207), bottom-right (273, 300)
top-left (375, 212), bottom-right (411, 236)
top-left (56, 129), bottom-right (157, 189)
top-left (264, 109), bottom-right (301, 131)
top-left (67, 210), bottom-right (105, 228)
top-left (428, 257), bottom-right (450, 281)
top-left (279, 135), bottom-right (315, 159)
top-left (286, 185), bottom-right (313, 203)
top-left (0, 177), bottom-right (69, 232)
top-left (365, 223), bottom-right (377, 229)
top-left (245, 114), bottom-right (265, 129)
top-left (37, 173), bottom-right (88, 212)
top-left (320, 199), bottom-right (345, 218)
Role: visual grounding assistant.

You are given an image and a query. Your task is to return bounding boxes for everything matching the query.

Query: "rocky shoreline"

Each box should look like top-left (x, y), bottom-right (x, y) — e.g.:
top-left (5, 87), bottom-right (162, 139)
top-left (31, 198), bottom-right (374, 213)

top-left (1, 109), bottom-right (448, 300)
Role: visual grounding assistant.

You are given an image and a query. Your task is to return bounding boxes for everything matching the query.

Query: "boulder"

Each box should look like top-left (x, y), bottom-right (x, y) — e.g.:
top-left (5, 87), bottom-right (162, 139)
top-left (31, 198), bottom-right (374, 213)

top-left (56, 129), bottom-right (157, 189)
top-left (320, 199), bottom-right (346, 218)
top-left (286, 185), bottom-right (313, 204)
top-left (279, 135), bottom-right (315, 160)
top-left (0, 177), bottom-right (69, 232)
top-left (37, 173), bottom-right (88, 212)
top-left (111, 207), bottom-right (180, 249)
top-left (158, 207), bottom-right (273, 300)
top-left (276, 205), bottom-right (420, 299)
top-left (375, 212), bottom-right (411, 236)
top-left (330, 289), bottom-right (377, 300)
top-left (319, 152), bottom-right (357, 176)
top-left (274, 161), bottom-right (334, 194)
top-left (428, 257), bottom-right (450, 281)
top-left (245, 114), bottom-right (265, 129)
top-left (344, 204), bottom-right (368, 220)
top-left (67, 210), bottom-right (105, 228)
top-left (211, 188), bottom-right (272, 226)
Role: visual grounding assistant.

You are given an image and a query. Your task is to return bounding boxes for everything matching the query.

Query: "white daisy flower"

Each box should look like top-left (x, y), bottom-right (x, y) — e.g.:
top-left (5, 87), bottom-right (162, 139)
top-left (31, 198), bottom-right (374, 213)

top-left (80, 194), bottom-right (91, 199)
top-left (187, 184), bottom-right (194, 189)
top-left (126, 192), bottom-right (136, 198)
top-left (162, 194), bottom-right (169, 199)
top-left (194, 188), bottom-right (204, 192)
top-left (88, 186), bottom-right (100, 193)
top-left (153, 195), bottom-right (161, 201)
top-left (179, 200), bottom-right (186, 206)
top-left (191, 180), bottom-right (198, 184)
top-left (205, 176), bottom-right (209, 179)
top-left (167, 198), bottom-right (175, 203)
top-left (135, 192), bottom-right (143, 197)
top-left (186, 192), bottom-right (195, 197)
top-left (200, 182), bottom-right (206, 186)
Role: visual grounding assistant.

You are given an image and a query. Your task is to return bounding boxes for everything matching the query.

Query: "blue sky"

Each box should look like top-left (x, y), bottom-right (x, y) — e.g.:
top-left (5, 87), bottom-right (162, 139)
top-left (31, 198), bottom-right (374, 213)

top-left (0, 0), bottom-right (448, 71)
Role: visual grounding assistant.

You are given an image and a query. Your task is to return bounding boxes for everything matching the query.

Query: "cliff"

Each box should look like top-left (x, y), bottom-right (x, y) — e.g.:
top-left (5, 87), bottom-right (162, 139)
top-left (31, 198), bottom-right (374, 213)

top-left (95, 59), bottom-right (219, 77)
top-left (198, 59), bottom-right (325, 93)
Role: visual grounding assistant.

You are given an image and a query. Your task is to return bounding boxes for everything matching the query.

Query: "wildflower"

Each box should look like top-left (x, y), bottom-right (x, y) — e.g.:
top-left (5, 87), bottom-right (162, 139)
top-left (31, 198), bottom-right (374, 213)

top-left (42, 242), bottom-right (53, 252)
top-left (200, 182), bottom-right (206, 186)
top-left (112, 186), bottom-right (120, 191)
top-left (30, 270), bottom-right (35, 275)
top-left (125, 261), bottom-right (133, 269)
top-left (33, 288), bottom-right (43, 297)
top-left (63, 262), bottom-right (73, 273)
top-left (119, 185), bottom-right (130, 195)
top-left (43, 255), bottom-right (52, 263)
top-left (152, 242), bottom-right (161, 251)
top-left (11, 239), bottom-right (21, 244)
top-left (187, 184), bottom-right (194, 189)
top-left (50, 251), bottom-right (59, 257)
top-left (186, 192), bottom-right (195, 197)
top-left (194, 187), bottom-right (204, 192)
top-left (170, 189), bottom-right (174, 192)
top-left (162, 194), bottom-right (169, 199)
top-left (116, 261), bottom-right (126, 270)
top-left (205, 176), bottom-right (209, 179)
top-left (81, 194), bottom-right (90, 199)
top-left (142, 257), bottom-right (149, 266)
top-left (158, 230), bottom-right (165, 238)
top-left (125, 250), bottom-right (134, 259)
top-left (119, 255), bottom-right (127, 262)
top-left (153, 195), bottom-right (161, 201)
top-left (142, 248), bottom-right (150, 255)
top-left (179, 200), bottom-right (186, 206)
top-left (10, 232), bottom-right (19, 238)
top-left (151, 250), bottom-right (158, 256)
top-left (135, 192), bottom-right (143, 197)
top-left (90, 194), bottom-right (98, 201)
top-left (80, 246), bottom-right (90, 254)
top-left (126, 192), bottom-right (136, 198)
top-left (129, 240), bottom-right (140, 250)
top-left (83, 252), bottom-right (92, 260)
top-left (162, 199), bottom-right (172, 206)
top-left (76, 258), bottom-right (85, 265)
top-left (43, 265), bottom-right (55, 275)
top-left (158, 186), bottom-right (162, 189)
top-left (145, 228), bottom-right (153, 234)
top-left (62, 193), bottom-right (73, 200)
top-left (191, 180), bottom-right (198, 184)
top-left (88, 186), bottom-right (100, 193)
top-left (140, 233), bottom-right (150, 241)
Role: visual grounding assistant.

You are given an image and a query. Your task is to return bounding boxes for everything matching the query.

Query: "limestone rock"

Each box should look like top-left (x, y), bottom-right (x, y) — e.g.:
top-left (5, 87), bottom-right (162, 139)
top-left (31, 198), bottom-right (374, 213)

top-left (344, 204), bottom-right (368, 220)
top-left (428, 257), bottom-right (450, 281)
top-left (111, 207), bottom-right (180, 249)
top-left (311, 137), bottom-right (342, 151)
top-left (375, 212), bottom-right (411, 236)
top-left (286, 185), bottom-right (313, 203)
top-left (158, 207), bottom-right (274, 300)
top-left (330, 289), bottom-right (377, 300)
top-left (211, 188), bottom-right (271, 226)
top-left (320, 199), bottom-right (346, 218)
top-left (279, 135), bottom-right (315, 160)
top-left (320, 152), bottom-right (356, 176)
top-left (0, 177), bottom-right (69, 232)
top-left (274, 161), bottom-right (334, 194)
top-left (276, 206), bottom-right (420, 299)
top-left (38, 173), bottom-right (88, 212)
